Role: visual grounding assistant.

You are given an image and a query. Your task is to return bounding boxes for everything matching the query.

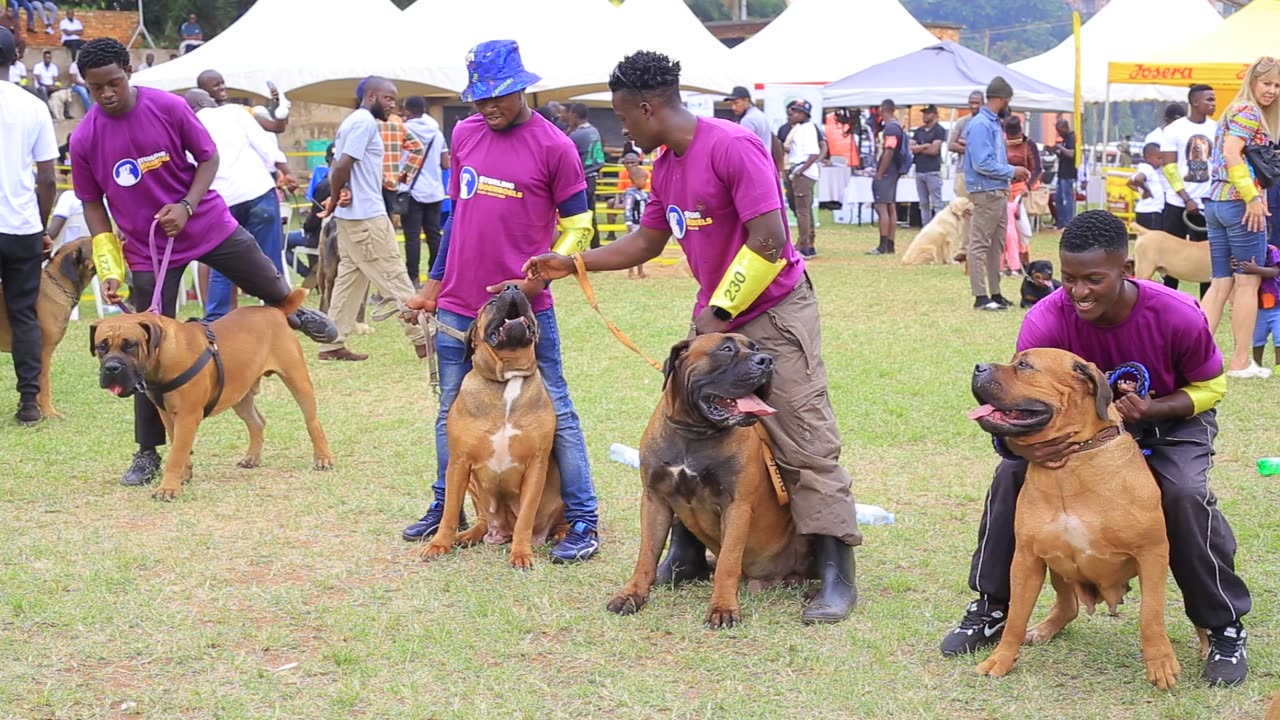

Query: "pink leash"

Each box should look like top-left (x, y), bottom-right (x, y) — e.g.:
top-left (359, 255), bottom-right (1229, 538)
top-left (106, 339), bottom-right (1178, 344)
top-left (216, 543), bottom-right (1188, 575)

top-left (110, 217), bottom-right (175, 315)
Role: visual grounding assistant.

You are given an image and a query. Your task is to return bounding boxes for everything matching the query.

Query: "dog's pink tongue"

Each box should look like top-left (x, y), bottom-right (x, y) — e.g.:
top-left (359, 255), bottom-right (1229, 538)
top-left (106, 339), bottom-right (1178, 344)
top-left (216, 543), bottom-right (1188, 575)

top-left (968, 404), bottom-right (997, 421)
top-left (109, 385), bottom-right (124, 397)
top-left (735, 394), bottom-right (776, 416)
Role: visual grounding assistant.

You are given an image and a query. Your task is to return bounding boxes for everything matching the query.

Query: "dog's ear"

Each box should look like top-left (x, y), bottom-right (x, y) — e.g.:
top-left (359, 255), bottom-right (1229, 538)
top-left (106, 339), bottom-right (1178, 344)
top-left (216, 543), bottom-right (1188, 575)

top-left (142, 318), bottom-right (164, 357)
top-left (1073, 360), bottom-right (1113, 421)
top-left (662, 339), bottom-right (692, 390)
top-left (463, 318), bottom-right (479, 363)
top-left (89, 321), bottom-right (100, 356)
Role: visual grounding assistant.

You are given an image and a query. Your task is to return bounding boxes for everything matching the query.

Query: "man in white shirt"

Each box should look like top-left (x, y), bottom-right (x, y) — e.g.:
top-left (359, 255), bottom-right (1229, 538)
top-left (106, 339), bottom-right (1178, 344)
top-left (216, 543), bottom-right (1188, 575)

top-left (782, 98), bottom-right (821, 256)
top-left (184, 88), bottom-right (292, 321)
top-left (0, 27), bottom-right (58, 425)
top-left (1160, 85), bottom-right (1216, 295)
top-left (58, 8), bottom-right (82, 60)
top-left (31, 49), bottom-right (57, 101)
top-left (8, 58), bottom-right (26, 85)
top-left (400, 94), bottom-right (448, 285)
top-left (135, 52), bottom-right (155, 72)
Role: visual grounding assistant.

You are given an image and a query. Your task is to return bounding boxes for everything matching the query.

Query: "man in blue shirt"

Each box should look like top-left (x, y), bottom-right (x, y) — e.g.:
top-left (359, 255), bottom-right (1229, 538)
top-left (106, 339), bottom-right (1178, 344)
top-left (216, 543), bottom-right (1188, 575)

top-left (179, 13), bottom-right (203, 55)
top-left (964, 76), bottom-right (1029, 312)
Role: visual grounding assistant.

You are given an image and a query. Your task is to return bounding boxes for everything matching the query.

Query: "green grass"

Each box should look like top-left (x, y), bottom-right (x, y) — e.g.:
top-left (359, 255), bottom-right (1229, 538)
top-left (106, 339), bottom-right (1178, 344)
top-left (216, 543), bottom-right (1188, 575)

top-left (0, 213), bottom-right (1277, 719)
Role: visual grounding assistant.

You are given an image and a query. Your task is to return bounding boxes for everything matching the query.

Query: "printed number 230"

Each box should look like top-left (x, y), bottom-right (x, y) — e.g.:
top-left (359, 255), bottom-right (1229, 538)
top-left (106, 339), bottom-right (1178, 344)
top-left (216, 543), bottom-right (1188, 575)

top-left (723, 270), bottom-right (747, 301)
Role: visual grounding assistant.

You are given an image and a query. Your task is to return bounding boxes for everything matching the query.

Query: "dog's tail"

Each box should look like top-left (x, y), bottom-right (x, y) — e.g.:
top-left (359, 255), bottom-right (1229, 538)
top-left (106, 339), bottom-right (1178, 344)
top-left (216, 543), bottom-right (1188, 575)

top-left (1128, 221), bottom-right (1149, 235)
top-left (276, 288), bottom-right (309, 316)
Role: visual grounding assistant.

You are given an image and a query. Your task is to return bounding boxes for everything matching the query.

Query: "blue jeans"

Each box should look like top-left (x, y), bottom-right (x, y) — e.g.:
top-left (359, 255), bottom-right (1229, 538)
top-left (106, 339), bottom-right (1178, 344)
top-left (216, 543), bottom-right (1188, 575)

top-left (70, 84), bottom-right (90, 112)
top-left (1055, 178), bottom-right (1076, 228)
top-left (1253, 306), bottom-right (1280, 348)
top-left (431, 307), bottom-right (599, 529)
top-left (1205, 199), bottom-right (1268, 278)
top-left (205, 188), bottom-right (283, 321)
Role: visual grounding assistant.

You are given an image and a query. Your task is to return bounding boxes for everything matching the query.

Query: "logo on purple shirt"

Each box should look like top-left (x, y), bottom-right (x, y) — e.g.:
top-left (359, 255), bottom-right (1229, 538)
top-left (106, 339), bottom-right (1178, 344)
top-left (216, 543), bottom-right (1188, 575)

top-left (666, 204), bottom-right (687, 239)
top-left (112, 159), bottom-right (141, 187)
top-left (459, 166), bottom-right (479, 200)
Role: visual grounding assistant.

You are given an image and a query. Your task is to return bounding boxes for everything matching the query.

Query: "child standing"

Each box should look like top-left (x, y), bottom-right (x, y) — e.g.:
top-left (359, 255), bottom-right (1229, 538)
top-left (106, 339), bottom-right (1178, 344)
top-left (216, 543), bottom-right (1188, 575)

top-left (1242, 243), bottom-right (1280, 369)
top-left (1129, 142), bottom-right (1166, 231)
top-left (621, 153), bottom-right (650, 278)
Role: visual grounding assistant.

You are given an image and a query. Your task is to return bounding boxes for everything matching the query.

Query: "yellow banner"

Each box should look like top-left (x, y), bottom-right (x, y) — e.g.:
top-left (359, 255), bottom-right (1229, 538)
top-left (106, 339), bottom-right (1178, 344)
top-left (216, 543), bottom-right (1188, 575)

top-left (1107, 61), bottom-right (1250, 87)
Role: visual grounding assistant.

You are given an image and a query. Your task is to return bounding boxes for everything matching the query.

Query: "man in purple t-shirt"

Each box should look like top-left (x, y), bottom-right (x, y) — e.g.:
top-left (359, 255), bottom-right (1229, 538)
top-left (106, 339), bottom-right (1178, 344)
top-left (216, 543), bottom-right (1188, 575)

top-left (70, 39), bottom-right (336, 488)
top-left (398, 40), bottom-right (601, 564)
top-left (523, 51), bottom-right (860, 624)
top-left (941, 211), bottom-right (1251, 687)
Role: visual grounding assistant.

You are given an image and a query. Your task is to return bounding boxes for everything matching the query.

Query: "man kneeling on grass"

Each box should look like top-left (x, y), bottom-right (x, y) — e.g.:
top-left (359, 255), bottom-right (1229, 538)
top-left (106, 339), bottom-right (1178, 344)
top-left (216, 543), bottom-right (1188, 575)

top-left (941, 210), bottom-right (1252, 687)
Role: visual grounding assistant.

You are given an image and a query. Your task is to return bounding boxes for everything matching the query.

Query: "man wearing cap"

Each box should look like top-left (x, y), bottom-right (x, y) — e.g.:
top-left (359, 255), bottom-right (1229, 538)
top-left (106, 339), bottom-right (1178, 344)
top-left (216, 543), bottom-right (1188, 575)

top-left (870, 98), bottom-right (907, 256)
top-left (911, 104), bottom-right (947, 227)
top-left (400, 40), bottom-right (602, 564)
top-left (782, 99), bottom-right (821, 257)
top-left (964, 76), bottom-right (1028, 312)
top-left (726, 85), bottom-right (783, 171)
top-left (0, 26), bottom-right (56, 426)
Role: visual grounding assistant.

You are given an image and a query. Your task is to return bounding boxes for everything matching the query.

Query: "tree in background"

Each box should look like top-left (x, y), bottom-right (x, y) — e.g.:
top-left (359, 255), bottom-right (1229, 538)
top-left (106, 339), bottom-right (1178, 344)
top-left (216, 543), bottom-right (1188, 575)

top-left (901, 0), bottom-right (1076, 64)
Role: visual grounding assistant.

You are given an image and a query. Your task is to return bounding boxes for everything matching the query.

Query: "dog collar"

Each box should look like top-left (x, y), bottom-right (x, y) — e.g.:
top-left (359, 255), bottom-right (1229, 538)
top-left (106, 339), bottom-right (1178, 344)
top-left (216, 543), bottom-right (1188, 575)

top-left (1073, 424), bottom-right (1123, 452)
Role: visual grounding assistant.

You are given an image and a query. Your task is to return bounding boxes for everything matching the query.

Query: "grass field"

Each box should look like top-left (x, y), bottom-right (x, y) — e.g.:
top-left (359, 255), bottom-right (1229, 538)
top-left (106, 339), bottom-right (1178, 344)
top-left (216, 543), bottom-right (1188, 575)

top-left (1, 214), bottom-right (1277, 719)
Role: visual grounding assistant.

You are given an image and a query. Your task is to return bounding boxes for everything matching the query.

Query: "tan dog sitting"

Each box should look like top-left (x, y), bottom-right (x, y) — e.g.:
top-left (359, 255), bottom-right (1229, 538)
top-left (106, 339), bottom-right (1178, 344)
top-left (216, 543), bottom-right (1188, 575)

top-left (607, 334), bottom-right (811, 629)
top-left (91, 288), bottom-right (334, 500)
top-left (969, 348), bottom-right (1179, 689)
top-left (901, 197), bottom-right (974, 266)
top-left (1130, 223), bottom-right (1212, 284)
top-left (422, 285), bottom-right (566, 569)
top-left (0, 237), bottom-right (95, 419)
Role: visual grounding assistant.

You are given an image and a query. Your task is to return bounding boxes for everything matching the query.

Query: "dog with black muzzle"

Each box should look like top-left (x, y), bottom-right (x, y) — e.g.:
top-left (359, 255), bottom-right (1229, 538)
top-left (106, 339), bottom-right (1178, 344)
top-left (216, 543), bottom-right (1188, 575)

top-left (90, 288), bottom-right (335, 500)
top-left (422, 285), bottom-right (567, 569)
top-left (607, 333), bottom-right (813, 629)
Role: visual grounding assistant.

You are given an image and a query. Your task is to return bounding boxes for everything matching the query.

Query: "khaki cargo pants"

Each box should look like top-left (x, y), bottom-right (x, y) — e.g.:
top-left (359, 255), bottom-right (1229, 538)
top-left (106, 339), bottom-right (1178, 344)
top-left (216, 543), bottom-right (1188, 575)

top-left (319, 216), bottom-right (426, 352)
top-left (736, 278), bottom-right (862, 546)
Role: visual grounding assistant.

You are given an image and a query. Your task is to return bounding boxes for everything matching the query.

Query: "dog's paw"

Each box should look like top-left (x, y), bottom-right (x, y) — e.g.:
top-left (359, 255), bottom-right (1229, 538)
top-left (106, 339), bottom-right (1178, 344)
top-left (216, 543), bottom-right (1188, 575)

top-left (606, 590), bottom-right (648, 616)
top-left (151, 485), bottom-right (182, 502)
top-left (1144, 652), bottom-right (1181, 690)
top-left (313, 454), bottom-right (335, 471)
top-left (237, 455), bottom-right (260, 469)
top-left (975, 653), bottom-right (1017, 678)
top-left (420, 542), bottom-right (451, 561)
top-left (704, 603), bottom-right (741, 630)
top-left (509, 548), bottom-right (535, 570)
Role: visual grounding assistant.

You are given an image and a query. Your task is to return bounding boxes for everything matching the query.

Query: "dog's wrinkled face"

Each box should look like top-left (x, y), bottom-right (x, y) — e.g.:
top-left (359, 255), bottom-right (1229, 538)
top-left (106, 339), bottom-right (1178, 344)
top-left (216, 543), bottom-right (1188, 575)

top-left (52, 237), bottom-right (96, 292)
top-left (969, 348), bottom-right (1112, 442)
top-left (90, 315), bottom-right (164, 398)
top-left (468, 285), bottom-right (539, 380)
top-left (665, 333), bottom-right (776, 428)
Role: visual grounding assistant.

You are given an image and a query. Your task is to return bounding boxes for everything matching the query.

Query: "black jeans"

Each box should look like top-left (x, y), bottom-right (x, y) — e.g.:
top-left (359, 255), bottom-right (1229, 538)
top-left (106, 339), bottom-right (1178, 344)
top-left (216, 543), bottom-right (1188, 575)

top-left (585, 174), bottom-right (600, 249)
top-left (402, 198), bottom-right (442, 283)
top-left (63, 39), bottom-right (83, 61)
top-left (1135, 211), bottom-right (1163, 233)
top-left (1161, 202), bottom-right (1210, 297)
top-left (130, 227), bottom-right (290, 449)
top-left (967, 411), bottom-right (1251, 630)
top-left (0, 232), bottom-right (44, 399)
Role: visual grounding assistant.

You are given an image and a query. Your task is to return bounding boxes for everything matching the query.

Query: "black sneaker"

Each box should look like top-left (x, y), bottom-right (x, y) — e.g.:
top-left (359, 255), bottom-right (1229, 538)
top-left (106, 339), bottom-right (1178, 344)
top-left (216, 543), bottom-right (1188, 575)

top-left (121, 449), bottom-right (161, 486)
top-left (1204, 622), bottom-right (1248, 686)
top-left (991, 294), bottom-right (1013, 308)
top-left (289, 307), bottom-right (339, 344)
top-left (401, 500), bottom-right (468, 542)
top-left (940, 597), bottom-right (1008, 657)
top-left (15, 399), bottom-right (40, 426)
top-left (550, 520), bottom-right (600, 564)
top-left (973, 296), bottom-right (1005, 312)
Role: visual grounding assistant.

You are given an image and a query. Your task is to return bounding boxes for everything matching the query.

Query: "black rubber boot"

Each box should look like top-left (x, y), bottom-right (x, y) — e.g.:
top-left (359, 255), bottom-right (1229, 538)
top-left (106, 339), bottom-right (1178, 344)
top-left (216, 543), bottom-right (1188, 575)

top-left (654, 521), bottom-right (711, 586)
top-left (802, 535), bottom-right (857, 624)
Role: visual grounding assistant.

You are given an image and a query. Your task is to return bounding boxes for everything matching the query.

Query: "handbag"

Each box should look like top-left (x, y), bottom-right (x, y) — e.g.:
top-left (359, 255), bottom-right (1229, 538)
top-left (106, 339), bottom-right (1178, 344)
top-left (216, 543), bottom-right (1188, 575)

top-left (1025, 186), bottom-right (1051, 216)
top-left (1244, 142), bottom-right (1280, 189)
top-left (388, 192), bottom-right (410, 216)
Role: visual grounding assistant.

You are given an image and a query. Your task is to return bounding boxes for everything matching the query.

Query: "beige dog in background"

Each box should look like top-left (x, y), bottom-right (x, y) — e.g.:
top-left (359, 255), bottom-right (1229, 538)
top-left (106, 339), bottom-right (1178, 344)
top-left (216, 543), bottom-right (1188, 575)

top-left (1129, 222), bottom-right (1212, 284)
top-left (901, 197), bottom-right (974, 266)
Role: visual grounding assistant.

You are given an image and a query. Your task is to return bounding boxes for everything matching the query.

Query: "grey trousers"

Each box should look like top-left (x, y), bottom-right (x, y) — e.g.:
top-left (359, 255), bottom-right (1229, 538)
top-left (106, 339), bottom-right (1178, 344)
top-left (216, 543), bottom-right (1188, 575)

top-left (915, 171), bottom-right (943, 226)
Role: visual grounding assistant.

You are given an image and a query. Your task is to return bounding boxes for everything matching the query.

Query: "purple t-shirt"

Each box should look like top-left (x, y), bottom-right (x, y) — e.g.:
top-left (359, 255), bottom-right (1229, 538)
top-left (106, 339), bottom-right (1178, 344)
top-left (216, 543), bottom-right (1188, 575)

top-left (1017, 280), bottom-right (1223, 398)
top-left (640, 117), bottom-right (804, 330)
top-left (71, 87), bottom-right (237, 270)
top-left (438, 112), bottom-right (586, 318)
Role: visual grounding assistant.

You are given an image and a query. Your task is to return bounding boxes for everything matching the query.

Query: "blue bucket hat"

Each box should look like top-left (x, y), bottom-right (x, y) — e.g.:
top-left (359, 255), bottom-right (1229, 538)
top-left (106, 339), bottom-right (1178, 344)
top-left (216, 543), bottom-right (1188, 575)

top-left (461, 39), bottom-right (541, 103)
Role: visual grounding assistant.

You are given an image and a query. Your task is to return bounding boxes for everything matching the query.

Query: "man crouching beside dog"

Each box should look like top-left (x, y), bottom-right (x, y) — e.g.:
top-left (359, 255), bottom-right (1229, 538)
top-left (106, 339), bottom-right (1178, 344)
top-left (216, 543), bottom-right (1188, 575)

top-left (69, 39), bottom-right (338, 487)
top-left (522, 50), bottom-right (860, 624)
top-left (942, 211), bottom-right (1252, 687)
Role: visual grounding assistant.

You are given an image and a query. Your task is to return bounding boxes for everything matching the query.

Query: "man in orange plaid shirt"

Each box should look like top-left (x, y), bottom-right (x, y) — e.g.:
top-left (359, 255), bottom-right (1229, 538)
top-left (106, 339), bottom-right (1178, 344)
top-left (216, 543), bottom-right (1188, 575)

top-left (380, 112), bottom-right (425, 219)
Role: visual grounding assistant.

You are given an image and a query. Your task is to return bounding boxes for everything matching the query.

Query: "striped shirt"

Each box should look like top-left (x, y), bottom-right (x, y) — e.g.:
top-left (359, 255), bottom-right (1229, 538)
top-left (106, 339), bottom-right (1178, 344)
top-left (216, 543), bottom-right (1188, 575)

top-left (1210, 102), bottom-right (1269, 202)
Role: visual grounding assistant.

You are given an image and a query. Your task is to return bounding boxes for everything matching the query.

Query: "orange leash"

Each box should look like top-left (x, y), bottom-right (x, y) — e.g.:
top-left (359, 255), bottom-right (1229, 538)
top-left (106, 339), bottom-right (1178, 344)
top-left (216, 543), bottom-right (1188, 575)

top-left (568, 253), bottom-right (789, 505)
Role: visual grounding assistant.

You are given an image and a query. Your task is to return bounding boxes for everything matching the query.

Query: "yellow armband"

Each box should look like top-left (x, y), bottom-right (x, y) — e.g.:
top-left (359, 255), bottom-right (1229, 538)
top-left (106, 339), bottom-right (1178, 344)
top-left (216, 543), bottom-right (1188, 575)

top-left (1182, 373), bottom-right (1227, 415)
top-left (1227, 163), bottom-right (1260, 203)
top-left (551, 211), bottom-right (594, 255)
top-left (92, 232), bottom-right (127, 284)
top-left (1162, 162), bottom-right (1186, 194)
top-left (709, 245), bottom-right (787, 319)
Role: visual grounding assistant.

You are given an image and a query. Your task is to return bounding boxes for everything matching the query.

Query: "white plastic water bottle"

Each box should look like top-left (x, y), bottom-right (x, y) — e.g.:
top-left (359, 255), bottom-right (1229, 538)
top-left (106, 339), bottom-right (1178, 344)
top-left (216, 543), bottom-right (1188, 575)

top-left (608, 443), bottom-right (641, 469)
top-left (856, 503), bottom-right (895, 525)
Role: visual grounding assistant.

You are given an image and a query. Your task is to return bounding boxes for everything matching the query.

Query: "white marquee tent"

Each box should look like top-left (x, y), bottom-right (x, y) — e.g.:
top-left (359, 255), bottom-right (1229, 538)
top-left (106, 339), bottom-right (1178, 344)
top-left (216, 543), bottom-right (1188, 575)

top-left (1009, 0), bottom-right (1224, 103)
top-left (614, 0), bottom-right (734, 90)
top-left (132, 0), bottom-right (462, 106)
top-left (731, 0), bottom-right (939, 86)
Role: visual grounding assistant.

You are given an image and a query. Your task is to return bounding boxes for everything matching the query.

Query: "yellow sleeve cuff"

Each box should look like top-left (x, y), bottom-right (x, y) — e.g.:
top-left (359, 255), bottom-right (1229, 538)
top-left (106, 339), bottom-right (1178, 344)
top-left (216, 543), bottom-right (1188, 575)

top-left (1182, 373), bottom-right (1226, 415)
top-left (92, 232), bottom-right (127, 284)
top-left (1163, 162), bottom-right (1186, 194)
top-left (709, 245), bottom-right (786, 319)
top-left (1227, 163), bottom-right (1260, 203)
top-left (551, 211), bottom-right (594, 255)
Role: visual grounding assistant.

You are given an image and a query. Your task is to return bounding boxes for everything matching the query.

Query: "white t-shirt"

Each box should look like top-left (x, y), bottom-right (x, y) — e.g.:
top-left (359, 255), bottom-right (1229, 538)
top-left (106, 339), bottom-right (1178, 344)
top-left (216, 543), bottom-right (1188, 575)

top-left (0, 81), bottom-right (59, 234)
top-left (32, 61), bottom-right (59, 88)
top-left (194, 104), bottom-right (277, 207)
top-left (403, 116), bottom-right (448, 204)
top-left (1132, 162), bottom-right (1165, 214)
top-left (785, 122), bottom-right (821, 181)
top-left (59, 17), bottom-right (83, 43)
top-left (51, 190), bottom-right (86, 249)
top-left (8, 62), bottom-right (27, 84)
top-left (1160, 116), bottom-right (1217, 208)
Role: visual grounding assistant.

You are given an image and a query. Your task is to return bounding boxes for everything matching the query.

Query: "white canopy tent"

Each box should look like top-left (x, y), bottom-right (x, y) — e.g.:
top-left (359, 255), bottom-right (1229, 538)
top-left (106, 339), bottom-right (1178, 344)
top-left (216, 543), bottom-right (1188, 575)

top-left (731, 0), bottom-right (939, 86)
top-left (1008, 0), bottom-right (1224, 103)
top-left (615, 0), bottom-right (734, 91)
top-left (132, 0), bottom-right (462, 106)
